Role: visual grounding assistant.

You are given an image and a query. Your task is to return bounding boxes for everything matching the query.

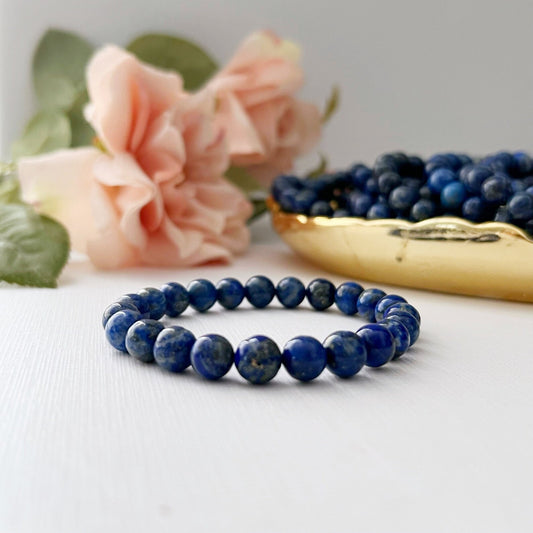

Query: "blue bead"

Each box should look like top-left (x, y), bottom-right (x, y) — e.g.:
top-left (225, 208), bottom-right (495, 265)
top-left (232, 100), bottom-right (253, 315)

top-left (460, 165), bottom-right (491, 194)
top-left (187, 279), bottom-right (217, 312)
top-left (278, 187), bottom-right (300, 212)
top-left (137, 287), bottom-right (166, 320)
top-left (125, 319), bottom-right (164, 362)
top-left (374, 294), bottom-right (407, 322)
top-left (292, 189), bottom-right (318, 214)
top-left (441, 181), bottom-right (466, 210)
top-left (334, 281), bottom-right (364, 315)
top-left (481, 174), bottom-right (512, 204)
top-left (190, 334), bottom-right (234, 380)
top-left (271, 175), bottom-right (302, 202)
top-left (428, 168), bottom-right (456, 193)
top-left (324, 331), bottom-right (367, 378)
top-left (102, 299), bottom-right (138, 328)
top-left (309, 200), bottom-right (333, 217)
top-left (508, 193), bottom-right (533, 220)
top-left (410, 199), bottom-right (436, 221)
top-left (161, 282), bottom-right (189, 317)
top-left (276, 277), bottom-right (306, 308)
top-left (356, 288), bottom-right (386, 321)
top-left (381, 318), bottom-right (410, 358)
top-left (306, 278), bottom-right (336, 310)
top-left (235, 335), bottom-right (282, 384)
top-left (105, 309), bottom-right (141, 352)
top-left (385, 302), bottom-right (421, 323)
top-left (357, 324), bottom-right (395, 367)
top-left (153, 326), bottom-right (195, 372)
top-left (418, 185), bottom-right (433, 200)
top-left (245, 275), bottom-right (275, 308)
top-left (389, 186), bottom-right (419, 211)
top-left (462, 197), bottom-right (486, 222)
top-left (383, 310), bottom-right (420, 345)
top-left (494, 206), bottom-right (511, 223)
top-left (378, 171), bottom-right (402, 195)
top-left (365, 177), bottom-right (380, 196)
top-left (513, 151), bottom-right (533, 175)
top-left (367, 202), bottom-right (391, 219)
top-left (125, 293), bottom-right (151, 317)
top-left (348, 192), bottom-right (373, 217)
top-left (282, 336), bottom-right (327, 382)
top-left (216, 278), bottom-right (245, 310)
top-left (511, 179), bottom-right (526, 194)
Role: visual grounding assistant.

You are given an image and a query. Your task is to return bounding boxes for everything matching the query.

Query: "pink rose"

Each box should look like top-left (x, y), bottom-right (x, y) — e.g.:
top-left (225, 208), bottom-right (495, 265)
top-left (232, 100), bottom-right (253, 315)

top-left (207, 31), bottom-right (322, 186)
top-left (18, 45), bottom-right (252, 269)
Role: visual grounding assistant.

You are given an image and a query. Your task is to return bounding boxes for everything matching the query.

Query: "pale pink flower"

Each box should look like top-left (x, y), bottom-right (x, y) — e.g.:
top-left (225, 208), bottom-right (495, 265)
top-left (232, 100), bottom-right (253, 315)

top-left (18, 45), bottom-right (252, 269)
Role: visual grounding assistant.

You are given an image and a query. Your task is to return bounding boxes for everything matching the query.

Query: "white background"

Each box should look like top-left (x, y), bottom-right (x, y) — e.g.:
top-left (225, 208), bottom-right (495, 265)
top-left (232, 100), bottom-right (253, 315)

top-left (1, 1), bottom-right (533, 532)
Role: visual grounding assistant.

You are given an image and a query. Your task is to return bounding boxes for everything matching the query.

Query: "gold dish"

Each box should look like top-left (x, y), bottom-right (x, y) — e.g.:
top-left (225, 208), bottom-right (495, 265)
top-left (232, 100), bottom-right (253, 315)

top-left (268, 199), bottom-right (533, 303)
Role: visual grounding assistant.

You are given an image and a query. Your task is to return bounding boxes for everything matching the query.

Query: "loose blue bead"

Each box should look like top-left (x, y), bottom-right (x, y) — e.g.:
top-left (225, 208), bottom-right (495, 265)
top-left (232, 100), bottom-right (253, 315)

top-left (137, 287), bottom-right (166, 320)
top-left (278, 188), bottom-right (300, 213)
top-left (381, 318), bottom-right (410, 358)
top-left (216, 278), bottom-right (245, 310)
top-left (272, 175), bottom-right (302, 202)
top-left (105, 309), bottom-right (141, 352)
top-left (385, 302), bottom-right (421, 324)
top-left (508, 193), bottom-right (533, 220)
top-left (125, 293), bottom-right (151, 317)
top-left (460, 165), bottom-right (491, 194)
top-left (374, 294), bottom-right (407, 322)
top-left (153, 326), bottom-right (195, 372)
top-left (441, 181), bottom-right (466, 210)
top-left (102, 299), bottom-right (138, 328)
top-left (389, 185), bottom-right (419, 211)
top-left (306, 278), bottom-right (336, 311)
top-left (334, 281), bottom-right (364, 315)
top-left (462, 197), bottom-right (486, 222)
top-left (324, 331), bottom-right (367, 378)
top-left (292, 189), bottom-right (318, 215)
top-left (513, 151), bottom-right (533, 175)
top-left (235, 335), bottom-right (282, 384)
top-left (365, 177), bottom-right (380, 196)
top-left (357, 324), bottom-right (395, 367)
top-left (384, 310), bottom-right (420, 345)
top-left (187, 279), bottom-right (217, 312)
top-left (190, 334), bottom-right (234, 380)
top-left (367, 202), bottom-right (391, 219)
top-left (481, 174), bottom-right (512, 204)
top-left (245, 275), bottom-right (275, 308)
top-left (282, 336), bottom-right (327, 382)
top-left (276, 277), bottom-right (306, 308)
top-left (125, 319), bottom-right (164, 362)
top-left (428, 168), bottom-right (456, 194)
top-left (356, 288), bottom-right (386, 321)
top-left (378, 171), bottom-right (402, 195)
top-left (348, 192), bottom-right (373, 217)
top-left (410, 199), bottom-right (436, 221)
top-left (161, 282), bottom-right (189, 317)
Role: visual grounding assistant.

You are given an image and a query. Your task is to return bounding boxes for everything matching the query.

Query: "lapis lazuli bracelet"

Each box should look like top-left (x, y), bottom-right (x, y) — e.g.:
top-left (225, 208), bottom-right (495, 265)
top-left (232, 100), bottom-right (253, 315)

top-left (102, 276), bottom-right (421, 384)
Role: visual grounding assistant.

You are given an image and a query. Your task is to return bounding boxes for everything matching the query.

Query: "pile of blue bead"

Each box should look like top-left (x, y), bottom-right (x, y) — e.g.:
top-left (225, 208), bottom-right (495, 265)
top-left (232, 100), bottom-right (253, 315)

top-left (272, 150), bottom-right (533, 237)
top-left (102, 276), bottom-right (421, 385)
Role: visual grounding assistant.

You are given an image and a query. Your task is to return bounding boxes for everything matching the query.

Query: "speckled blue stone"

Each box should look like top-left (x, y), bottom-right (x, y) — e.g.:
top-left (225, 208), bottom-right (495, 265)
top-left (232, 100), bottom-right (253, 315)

top-left (105, 309), bottom-right (142, 352)
top-left (441, 181), bottom-right (467, 210)
top-left (381, 318), bottom-right (410, 358)
top-left (385, 302), bottom-right (421, 324)
top-left (235, 335), bottom-right (282, 384)
top-left (282, 336), bottom-right (327, 382)
top-left (306, 278), bottom-right (336, 311)
top-left (190, 334), bottom-right (234, 380)
top-left (125, 319), bottom-right (164, 362)
top-left (245, 275), bottom-right (276, 308)
top-left (137, 288), bottom-right (166, 320)
top-left (102, 299), bottom-right (138, 328)
top-left (187, 279), bottom-right (217, 313)
top-left (216, 278), bottom-right (245, 310)
top-left (153, 326), bottom-right (195, 372)
top-left (356, 288), bottom-right (386, 321)
top-left (125, 293), bottom-right (151, 317)
top-left (161, 282), bottom-right (189, 317)
top-left (374, 294), bottom-right (407, 322)
top-left (324, 331), bottom-right (367, 378)
top-left (357, 324), bottom-right (395, 367)
top-left (384, 310), bottom-right (420, 345)
top-left (334, 282), bottom-right (363, 315)
top-left (276, 277), bottom-right (306, 308)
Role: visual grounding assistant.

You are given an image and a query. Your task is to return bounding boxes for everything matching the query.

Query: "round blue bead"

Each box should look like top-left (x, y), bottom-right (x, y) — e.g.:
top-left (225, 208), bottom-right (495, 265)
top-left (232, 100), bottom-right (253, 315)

top-left (282, 336), bottom-right (327, 382)
top-left (381, 318), bottom-right (410, 358)
top-left (309, 200), bottom-right (333, 217)
top-left (410, 199), bottom-right (436, 221)
top-left (105, 309), bottom-right (141, 352)
top-left (292, 189), bottom-right (318, 214)
top-left (276, 277), bottom-right (306, 308)
top-left (378, 171), bottom-right (402, 195)
top-left (124, 293), bottom-right (151, 317)
top-left (374, 294), bottom-right (407, 322)
top-left (153, 326), bottom-right (195, 372)
top-left (190, 334), bottom-right (234, 380)
top-left (389, 186), bottom-right (419, 211)
top-left (324, 331), bottom-right (367, 378)
top-left (216, 278), bottom-right (245, 310)
top-left (102, 299), bottom-right (138, 328)
top-left (235, 335), bottom-right (282, 384)
top-left (137, 287), bottom-right (166, 320)
top-left (356, 288), bottom-right (386, 321)
top-left (357, 324), bottom-right (395, 367)
top-left (428, 168), bottom-right (456, 194)
top-left (481, 174), bottom-right (511, 204)
top-left (278, 188), bottom-right (300, 213)
top-left (513, 151), bottom-right (533, 175)
top-left (441, 181), bottom-right (467, 210)
top-left (384, 310), bottom-right (420, 345)
top-left (508, 192), bottom-right (533, 220)
top-left (365, 177), bottom-right (380, 196)
top-left (161, 282), bottom-right (189, 317)
top-left (245, 275), bottom-right (275, 308)
top-left (367, 202), bottom-right (391, 219)
top-left (462, 197), bottom-right (486, 222)
top-left (460, 165), bottom-right (491, 194)
top-left (125, 319), bottom-right (164, 362)
top-left (187, 279), bottom-right (217, 312)
top-left (348, 192), bottom-right (373, 217)
top-left (271, 175), bottom-right (302, 202)
top-left (306, 278), bottom-right (336, 310)
top-left (385, 302), bottom-right (421, 324)
top-left (334, 281), bottom-right (364, 315)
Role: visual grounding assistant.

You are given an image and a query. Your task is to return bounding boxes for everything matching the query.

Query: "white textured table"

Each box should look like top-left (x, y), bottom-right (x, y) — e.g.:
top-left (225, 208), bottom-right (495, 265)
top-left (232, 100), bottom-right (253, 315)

top-left (1, 218), bottom-right (532, 533)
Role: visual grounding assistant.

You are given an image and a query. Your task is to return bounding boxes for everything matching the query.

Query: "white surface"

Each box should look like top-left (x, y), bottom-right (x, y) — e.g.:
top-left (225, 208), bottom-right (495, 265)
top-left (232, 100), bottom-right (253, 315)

top-left (3, 0), bottom-right (533, 162)
top-left (1, 218), bottom-right (532, 533)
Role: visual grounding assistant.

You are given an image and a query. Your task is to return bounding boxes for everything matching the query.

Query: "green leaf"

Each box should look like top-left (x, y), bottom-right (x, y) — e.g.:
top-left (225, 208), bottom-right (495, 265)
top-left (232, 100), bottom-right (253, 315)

top-left (225, 165), bottom-right (264, 194)
top-left (249, 199), bottom-right (268, 222)
top-left (0, 203), bottom-right (70, 288)
top-left (306, 154), bottom-right (328, 178)
top-left (68, 90), bottom-right (95, 147)
top-left (33, 29), bottom-right (94, 110)
top-left (127, 33), bottom-right (218, 90)
top-left (322, 85), bottom-right (340, 124)
top-left (0, 176), bottom-right (21, 204)
top-left (11, 110), bottom-right (71, 160)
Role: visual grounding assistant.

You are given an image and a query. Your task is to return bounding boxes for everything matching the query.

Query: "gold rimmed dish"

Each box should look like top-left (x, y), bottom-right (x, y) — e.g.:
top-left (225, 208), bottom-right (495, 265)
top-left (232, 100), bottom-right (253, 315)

top-left (268, 198), bottom-right (533, 302)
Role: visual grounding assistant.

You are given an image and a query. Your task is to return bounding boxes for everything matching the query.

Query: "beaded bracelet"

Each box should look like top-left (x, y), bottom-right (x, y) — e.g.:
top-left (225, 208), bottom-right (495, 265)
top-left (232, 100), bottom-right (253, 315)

top-left (102, 276), bottom-right (421, 384)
